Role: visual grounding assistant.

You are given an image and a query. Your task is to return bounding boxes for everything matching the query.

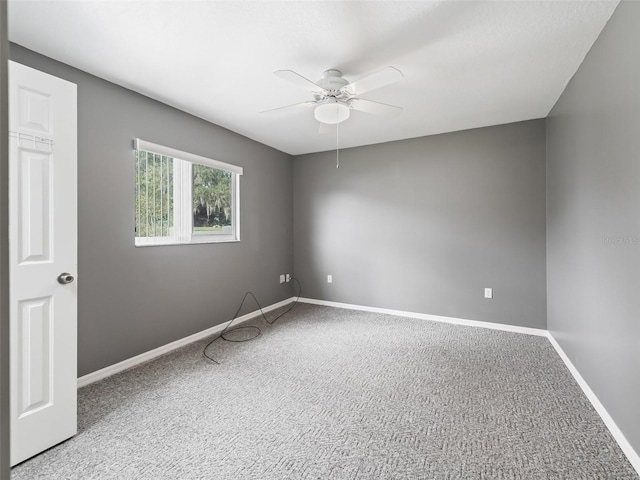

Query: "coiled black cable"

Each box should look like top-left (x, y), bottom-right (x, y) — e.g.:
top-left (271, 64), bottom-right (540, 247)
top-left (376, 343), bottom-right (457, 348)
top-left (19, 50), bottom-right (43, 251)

top-left (203, 277), bottom-right (302, 363)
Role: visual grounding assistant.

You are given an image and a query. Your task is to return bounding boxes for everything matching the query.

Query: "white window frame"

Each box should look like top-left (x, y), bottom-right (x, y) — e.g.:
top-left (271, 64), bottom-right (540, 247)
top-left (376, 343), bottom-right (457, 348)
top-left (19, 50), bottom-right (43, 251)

top-left (134, 139), bottom-right (242, 246)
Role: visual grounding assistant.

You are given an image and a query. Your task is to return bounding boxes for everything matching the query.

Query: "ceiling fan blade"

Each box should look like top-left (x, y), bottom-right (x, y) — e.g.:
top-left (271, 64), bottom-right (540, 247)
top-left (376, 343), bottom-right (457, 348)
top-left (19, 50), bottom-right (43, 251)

top-left (349, 98), bottom-right (402, 117)
top-left (274, 70), bottom-right (324, 93)
top-left (260, 101), bottom-right (316, 114)
top-left (343, 66), bottom-right (404, 96)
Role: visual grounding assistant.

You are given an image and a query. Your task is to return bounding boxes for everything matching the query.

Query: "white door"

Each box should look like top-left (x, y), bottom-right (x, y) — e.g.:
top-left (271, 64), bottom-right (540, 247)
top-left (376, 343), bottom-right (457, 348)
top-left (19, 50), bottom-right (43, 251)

top-left (8, 61), bottom-right (77, 466)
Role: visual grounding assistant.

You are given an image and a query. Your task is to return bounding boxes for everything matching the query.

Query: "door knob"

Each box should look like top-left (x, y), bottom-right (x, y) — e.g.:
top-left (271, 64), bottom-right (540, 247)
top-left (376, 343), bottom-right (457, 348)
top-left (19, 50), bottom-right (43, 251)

top-left (57, 272), bottom-right (75, 285)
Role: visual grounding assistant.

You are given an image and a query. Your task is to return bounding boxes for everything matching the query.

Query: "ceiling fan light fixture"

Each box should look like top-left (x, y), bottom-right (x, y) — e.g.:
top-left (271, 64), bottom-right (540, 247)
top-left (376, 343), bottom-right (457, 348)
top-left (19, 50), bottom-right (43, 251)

top-left (314, 100), bottom-right (350, 124)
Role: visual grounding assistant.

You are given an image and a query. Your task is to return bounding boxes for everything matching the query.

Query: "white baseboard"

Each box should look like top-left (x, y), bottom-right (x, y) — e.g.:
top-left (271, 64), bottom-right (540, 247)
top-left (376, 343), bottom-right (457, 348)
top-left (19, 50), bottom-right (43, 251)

top-left (546, 333), bottom-right (640, 474)
top-left (298, 297), bottom-right (548, 337)
top-left (77, 296), bottom-right (295, 388)
top-left (299, 297), bottom-right (639, 476)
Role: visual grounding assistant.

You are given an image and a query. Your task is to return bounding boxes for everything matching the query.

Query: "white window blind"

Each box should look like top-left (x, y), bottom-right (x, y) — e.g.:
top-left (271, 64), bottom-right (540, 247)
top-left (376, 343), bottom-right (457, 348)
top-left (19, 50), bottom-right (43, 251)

top-left (134, 139), bottom-right (243, 175)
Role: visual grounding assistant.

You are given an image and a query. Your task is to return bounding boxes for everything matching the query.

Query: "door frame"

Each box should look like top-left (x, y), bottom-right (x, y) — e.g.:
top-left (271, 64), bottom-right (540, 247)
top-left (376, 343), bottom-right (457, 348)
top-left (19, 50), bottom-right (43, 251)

top-left (1, 2), bottom-right (12, 478)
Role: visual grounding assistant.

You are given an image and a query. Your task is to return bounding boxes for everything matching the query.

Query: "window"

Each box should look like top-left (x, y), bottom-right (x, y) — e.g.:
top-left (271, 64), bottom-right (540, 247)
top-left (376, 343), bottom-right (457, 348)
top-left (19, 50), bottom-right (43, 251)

top-left (134, 139), bottom-right (242, 246)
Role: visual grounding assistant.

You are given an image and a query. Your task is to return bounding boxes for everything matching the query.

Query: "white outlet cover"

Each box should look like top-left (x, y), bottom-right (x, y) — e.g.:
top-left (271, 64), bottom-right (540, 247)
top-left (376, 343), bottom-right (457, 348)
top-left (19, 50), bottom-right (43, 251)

top-left (484, 288), bottom-right (493, 299)
top-left (327, 275), bottom-right (333, 284)
top-left (280, 274), bottom-right (285, 284)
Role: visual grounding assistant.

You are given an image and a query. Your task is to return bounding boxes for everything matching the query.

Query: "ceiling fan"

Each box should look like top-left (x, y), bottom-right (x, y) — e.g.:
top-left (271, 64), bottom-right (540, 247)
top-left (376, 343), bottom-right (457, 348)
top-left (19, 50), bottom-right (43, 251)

top-left (262, 66), bottom-right (404, 125)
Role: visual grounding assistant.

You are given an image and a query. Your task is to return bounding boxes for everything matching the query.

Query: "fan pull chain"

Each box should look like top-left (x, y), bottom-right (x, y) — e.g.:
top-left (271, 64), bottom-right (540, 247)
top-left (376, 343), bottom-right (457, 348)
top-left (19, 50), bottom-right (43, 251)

top-left (336, 120), bottom-right (340, 169)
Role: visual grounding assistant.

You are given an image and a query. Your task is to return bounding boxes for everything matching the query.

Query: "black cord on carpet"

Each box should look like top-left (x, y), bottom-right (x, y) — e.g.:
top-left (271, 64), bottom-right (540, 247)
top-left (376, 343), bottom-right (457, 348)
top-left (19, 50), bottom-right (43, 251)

top-left (203, 277), bottom-right (302, 364)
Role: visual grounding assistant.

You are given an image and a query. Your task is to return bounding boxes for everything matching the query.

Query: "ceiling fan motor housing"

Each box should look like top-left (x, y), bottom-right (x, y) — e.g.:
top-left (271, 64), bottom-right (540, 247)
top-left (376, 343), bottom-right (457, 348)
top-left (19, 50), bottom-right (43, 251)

top-left (315, 69), bottom-right (350, 101)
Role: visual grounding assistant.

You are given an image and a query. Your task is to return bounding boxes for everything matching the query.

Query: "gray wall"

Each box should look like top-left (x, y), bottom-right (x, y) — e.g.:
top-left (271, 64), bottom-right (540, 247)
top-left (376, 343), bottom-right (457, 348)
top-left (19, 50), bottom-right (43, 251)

top-left (293, 120), bottom-right (547, 329)
top-left (10, 44), bottom-right (294, 377)
top-left (546, 0), bottom-right (640, 454)
top-left (0, 2), bottom-right (10, 478)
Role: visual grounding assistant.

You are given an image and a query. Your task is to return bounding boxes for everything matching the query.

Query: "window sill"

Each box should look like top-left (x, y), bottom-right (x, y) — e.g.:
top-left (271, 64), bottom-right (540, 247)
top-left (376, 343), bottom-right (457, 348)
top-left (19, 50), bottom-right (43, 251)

top-left (135, 237), bottom-right (240, 247)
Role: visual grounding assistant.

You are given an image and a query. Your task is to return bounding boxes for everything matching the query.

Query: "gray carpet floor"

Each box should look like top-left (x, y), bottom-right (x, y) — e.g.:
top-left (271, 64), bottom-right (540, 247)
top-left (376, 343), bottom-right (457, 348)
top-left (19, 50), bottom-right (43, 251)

top-left (12, 303), bottom-right (638, 479)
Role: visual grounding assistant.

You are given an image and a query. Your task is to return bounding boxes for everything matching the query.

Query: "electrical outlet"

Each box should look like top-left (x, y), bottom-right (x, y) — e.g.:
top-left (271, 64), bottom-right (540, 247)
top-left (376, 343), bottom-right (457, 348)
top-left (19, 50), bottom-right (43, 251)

top-left (279, 274), bottom-right (285, 284)
top-left (286, 273), bottom-right (291, 282)
top-left (327, 275), bottom-right (333, 284)
top-left (484, 288), bottom-right (493, 299)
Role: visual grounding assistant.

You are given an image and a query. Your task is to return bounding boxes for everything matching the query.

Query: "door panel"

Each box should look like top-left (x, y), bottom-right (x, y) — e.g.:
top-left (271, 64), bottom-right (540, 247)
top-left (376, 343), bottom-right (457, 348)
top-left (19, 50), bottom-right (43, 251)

top-left (9, 61), bottom-right (77, 466)
top-left (18, 148), bottom-right (51, 263)
top-left (16, 296), bottom-right (52, 417)
top-left (18, 87), bottom-right (51, 134)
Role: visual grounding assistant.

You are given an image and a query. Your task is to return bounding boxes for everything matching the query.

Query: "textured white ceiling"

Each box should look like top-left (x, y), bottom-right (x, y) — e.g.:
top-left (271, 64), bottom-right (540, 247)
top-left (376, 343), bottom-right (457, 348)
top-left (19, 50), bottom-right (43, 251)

top-left (8, 1), bottom-right (619, 155)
